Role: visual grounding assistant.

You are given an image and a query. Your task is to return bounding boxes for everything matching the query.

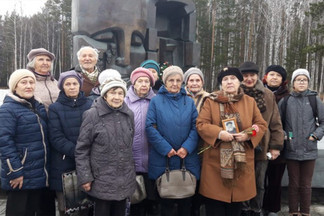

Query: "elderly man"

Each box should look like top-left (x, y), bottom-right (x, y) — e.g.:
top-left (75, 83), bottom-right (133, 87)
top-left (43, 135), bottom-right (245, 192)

top-left (183, 67), bottom-right (209, 113)
top-left (239, 61), bottom-right (284, 216)
top-left (74, 46), bottom-right (100, 96)
top-left (27, 48), bottom-right (60, 111)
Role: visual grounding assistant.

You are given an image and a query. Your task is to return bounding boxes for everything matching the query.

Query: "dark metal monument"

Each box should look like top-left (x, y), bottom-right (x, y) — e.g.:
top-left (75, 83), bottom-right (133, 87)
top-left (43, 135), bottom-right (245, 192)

top-left (72, 0), bottom-right (200, 79)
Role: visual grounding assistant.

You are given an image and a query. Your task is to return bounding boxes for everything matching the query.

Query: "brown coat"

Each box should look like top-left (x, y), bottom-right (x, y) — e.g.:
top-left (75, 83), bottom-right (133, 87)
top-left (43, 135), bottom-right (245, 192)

top-left (254, 82), bottom-right (284, 161)
top-left (196, 94), bottom-right (267, 203)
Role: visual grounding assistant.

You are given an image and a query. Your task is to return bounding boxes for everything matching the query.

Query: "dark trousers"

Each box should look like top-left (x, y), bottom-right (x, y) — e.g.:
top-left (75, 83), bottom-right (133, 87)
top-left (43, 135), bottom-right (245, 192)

top-left (286, 159), bottom-right (315, 215)
top-left (263, 161), bottom-right (286, 213)
top-left (6, 189), bottom-right (42, 216)
top-left (39, 187), bottom-right (56, 216)
top-left (160, 197), bottom-right (192, 216)
top-left (94, 198), bottom-right (126, 216)
top-left (204, 196), bottom-right (242, 216)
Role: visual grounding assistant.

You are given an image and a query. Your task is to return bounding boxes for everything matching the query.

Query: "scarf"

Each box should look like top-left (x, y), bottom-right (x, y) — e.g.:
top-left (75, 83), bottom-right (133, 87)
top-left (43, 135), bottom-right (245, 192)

top-left (208, 88), bottom-right (246, 182)
top-left (81, 66), bottom-right (99, 84)
top-left (241, 82), bottom-right (266, 113)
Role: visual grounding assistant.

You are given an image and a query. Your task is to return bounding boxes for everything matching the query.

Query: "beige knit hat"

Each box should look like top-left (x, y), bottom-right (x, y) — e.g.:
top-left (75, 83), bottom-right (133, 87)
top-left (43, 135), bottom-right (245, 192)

top-left (162, 66), bottom-right (184, 84)
top-left (8, 69), bottom-right (36, 93)
top-left (101, 77), bottom-right (127, 97)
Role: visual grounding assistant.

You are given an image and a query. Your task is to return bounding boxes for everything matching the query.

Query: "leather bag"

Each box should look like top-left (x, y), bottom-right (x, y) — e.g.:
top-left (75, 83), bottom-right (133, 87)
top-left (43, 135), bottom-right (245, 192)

top-left (130, 175), bottom-right (147, 204)
top-left (156, 158), bottom-right (196, 199)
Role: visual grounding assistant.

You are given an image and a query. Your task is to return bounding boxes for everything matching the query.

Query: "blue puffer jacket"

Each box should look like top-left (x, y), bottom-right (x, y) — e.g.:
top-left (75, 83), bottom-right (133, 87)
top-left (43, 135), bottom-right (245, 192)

top-left (0, 93), bottom-right (49, 191)
top-left (48, 91), bottom-right (92, 191)
top-left (146, 86), bottom-right (200, 180)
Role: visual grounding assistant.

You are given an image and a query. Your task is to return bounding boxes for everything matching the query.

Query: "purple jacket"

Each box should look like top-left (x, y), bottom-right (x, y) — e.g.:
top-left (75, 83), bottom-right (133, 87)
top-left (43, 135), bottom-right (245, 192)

top-left (125, 86), bottom-right (155, 173)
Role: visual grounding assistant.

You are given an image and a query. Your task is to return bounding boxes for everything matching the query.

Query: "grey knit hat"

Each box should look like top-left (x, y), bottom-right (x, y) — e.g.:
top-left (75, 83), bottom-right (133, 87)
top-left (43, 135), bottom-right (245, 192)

top-left (184, 67), bottom-right (204, 85)
top-left (162, 66), bottom-right (184, 84)
top-left (101, 77), bottom-right (127, 97)
top-left (27, 48), bottom-right (55, 61)
top-left (291, 69), bottom-right (310, 85)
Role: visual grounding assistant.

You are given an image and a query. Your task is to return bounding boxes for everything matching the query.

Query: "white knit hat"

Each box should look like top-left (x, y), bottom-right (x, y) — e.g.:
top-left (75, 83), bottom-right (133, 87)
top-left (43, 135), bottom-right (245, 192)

top-left (100, 77), bottom-right (127, 97)
top-left (291, 69), bottom-right (310, 85)
top-left (8, 69), bottom-right (36, 93)
top-left (162, 66), bottom-right (183, 84)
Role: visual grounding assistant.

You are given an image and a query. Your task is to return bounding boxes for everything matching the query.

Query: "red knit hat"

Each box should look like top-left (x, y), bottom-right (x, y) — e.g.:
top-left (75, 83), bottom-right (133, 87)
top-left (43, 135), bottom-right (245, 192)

top-left (130, 67), bottom-right (155, 86)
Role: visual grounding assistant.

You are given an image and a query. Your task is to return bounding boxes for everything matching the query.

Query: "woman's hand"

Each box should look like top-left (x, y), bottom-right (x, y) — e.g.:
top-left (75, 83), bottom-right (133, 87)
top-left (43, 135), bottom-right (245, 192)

top-left (167, 149), bottom-right (177, 158)
top-left (233, 132), bottom-right (249, 142)
top-left (10, 176), bottom-right (23, 189)
top-left (176, 147), bottom-right (188, 159)
top-left (219, 131), bottom-right (234, 142)
top-left (82, 182), bottom-right (92, 192)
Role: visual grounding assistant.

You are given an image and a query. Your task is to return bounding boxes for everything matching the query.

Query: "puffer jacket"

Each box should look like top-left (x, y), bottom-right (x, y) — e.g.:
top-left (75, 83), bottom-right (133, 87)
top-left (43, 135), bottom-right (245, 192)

top-left (278, 89), bottom-right (324, 160)
top-left (48, 91), bottom-right (92, 191)
top-left (30, 71), bottom-right (60, 111)
top-left (75, 97), bottom-right (136, 201)
top-left (146, 86), bottom-right (200, 180)
top-left (0, 93), bottom-right (49, 190)
top-left (124, 86), bottom-right (155, 173)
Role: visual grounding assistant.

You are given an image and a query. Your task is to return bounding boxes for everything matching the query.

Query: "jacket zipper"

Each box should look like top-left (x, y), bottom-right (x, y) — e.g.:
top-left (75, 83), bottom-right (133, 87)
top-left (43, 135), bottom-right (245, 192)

top-left (36, 114), bottom-right (49, 187)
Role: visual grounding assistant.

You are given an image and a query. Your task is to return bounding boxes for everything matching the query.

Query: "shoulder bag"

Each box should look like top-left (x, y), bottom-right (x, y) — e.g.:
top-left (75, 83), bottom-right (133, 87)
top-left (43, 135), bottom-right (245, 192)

top-left (156, 157), bottom-right (196, 199)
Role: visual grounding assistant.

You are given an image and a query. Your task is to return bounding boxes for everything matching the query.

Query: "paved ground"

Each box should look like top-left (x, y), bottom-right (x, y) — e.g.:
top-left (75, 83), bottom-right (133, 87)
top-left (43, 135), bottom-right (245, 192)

top-left (0, 187), bottom-right (323, 215)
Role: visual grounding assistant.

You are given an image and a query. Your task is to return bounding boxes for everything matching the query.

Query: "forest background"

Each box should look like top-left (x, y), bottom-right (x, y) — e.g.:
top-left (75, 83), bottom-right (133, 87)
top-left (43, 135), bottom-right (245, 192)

top-left (0, 0), bottom-right (323, 94)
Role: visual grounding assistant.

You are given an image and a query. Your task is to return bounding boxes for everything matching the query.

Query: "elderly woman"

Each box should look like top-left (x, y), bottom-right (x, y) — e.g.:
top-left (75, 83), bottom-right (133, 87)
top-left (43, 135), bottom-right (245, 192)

top-left (196, 67), bottom-right (267, 216)
top-left (0, 69), bottom-right (49, 216)
top-left (140, 60), bottom-right (162, 93)
top-left (27, 48), bottom-right (60, 111)
top-left (124, 67), bottom-right (157, 215)
top-left (74, 46), bottom-right (100, 96)
top-left (75, 74), bottom-right (136, 216)
top-left (278, 69), bottom-right (324, 216)
top-left (146, 65), bottom-right (200, 216)
top-left (262, 65), bottom-right (290, 216)
top-left (48, 70), bottom-right (92, 215)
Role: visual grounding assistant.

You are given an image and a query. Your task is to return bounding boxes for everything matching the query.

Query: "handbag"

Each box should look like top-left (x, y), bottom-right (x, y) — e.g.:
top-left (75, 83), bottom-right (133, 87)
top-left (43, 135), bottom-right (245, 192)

top-left (156, 157), bottom-right (196, 199)
top-left (130, 175), bottom-right (147, 204)
top-left (62, 170), bottom-right (93, 214)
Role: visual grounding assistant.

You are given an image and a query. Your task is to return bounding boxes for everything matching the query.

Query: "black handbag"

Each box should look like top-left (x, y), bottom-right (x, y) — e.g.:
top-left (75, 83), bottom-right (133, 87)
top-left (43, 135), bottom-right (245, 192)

top-left (156, 158), bottom-right (196, 199)
top-left (62, 170), bottom-right (93, 214)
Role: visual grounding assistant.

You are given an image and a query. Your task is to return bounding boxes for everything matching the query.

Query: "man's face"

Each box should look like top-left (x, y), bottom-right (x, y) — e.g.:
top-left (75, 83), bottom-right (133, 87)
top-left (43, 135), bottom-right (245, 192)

top-left (242, 73), bottom-right (258, 88)
top-left (186, 74), bottom-right (203, 94)
top-left (79, 48), bottom-right (98, 73)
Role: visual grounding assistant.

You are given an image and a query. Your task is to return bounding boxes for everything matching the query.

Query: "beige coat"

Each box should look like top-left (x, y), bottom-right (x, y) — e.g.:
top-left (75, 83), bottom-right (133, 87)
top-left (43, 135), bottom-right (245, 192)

top-left (196, 94), bottom-right (267, 203)
top-left (185, 87), bottom-right (210, 113)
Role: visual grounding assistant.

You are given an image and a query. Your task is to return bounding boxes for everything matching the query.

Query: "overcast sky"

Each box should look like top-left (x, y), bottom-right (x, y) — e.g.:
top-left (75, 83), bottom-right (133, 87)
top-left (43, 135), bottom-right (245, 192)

top-left (0, 0), bottom-right (46, 17)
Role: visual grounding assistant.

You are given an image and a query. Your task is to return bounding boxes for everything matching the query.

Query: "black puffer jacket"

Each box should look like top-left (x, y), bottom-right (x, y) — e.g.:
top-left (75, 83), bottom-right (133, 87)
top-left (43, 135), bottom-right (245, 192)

top-left (75, 97), bottom-right (136, 201)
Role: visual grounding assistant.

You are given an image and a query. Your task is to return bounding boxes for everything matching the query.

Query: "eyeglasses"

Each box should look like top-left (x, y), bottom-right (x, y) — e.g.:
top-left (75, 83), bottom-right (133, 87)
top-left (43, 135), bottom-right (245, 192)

top-left (295, 79), bottom-right (308, 83)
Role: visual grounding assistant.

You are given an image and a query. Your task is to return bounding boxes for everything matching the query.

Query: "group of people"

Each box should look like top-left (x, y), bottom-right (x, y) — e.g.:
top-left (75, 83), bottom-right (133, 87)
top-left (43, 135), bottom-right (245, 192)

top-left (0, 46), bottom-right (323, 216)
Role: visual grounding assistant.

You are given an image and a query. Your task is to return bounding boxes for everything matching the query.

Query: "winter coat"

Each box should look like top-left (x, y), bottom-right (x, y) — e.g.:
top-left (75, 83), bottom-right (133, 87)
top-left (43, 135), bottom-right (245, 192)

top-left (48, 91), bottom-right (92, 191)
top-left (185, 87), bottom-right (210, 113)
top-left (30, 70), bottom-right (60, 111)
top-left (196, 93), bottom-right (267, 203)
top-left (146, 86), bottom-right (200, 180)
top-left (74, 65), bottom-right (100, 96)
top-left (75, 97), bottom-right (136, 201)
top-left (278, 89), bottom-right (324, 161)
top-left (0, 93), bottom-right (49, 191)
top-left (244, 80), bottom-right (284, 161)
top-left (124, 86), bottom-right (155, 173)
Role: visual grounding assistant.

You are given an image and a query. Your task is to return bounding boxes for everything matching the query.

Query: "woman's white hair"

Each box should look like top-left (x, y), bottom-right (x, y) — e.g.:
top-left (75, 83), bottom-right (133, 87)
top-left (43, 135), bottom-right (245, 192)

top-left (26, 56), bottom-right (54, 73)
top-left (77, 46), bottom-right (99, 61)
